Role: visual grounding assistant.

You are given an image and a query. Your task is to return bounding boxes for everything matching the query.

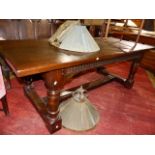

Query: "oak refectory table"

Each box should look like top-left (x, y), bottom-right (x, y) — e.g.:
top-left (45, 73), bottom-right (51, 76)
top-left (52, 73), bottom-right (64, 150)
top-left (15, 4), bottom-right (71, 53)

top-left (0, 37), bottom-right (154, 133)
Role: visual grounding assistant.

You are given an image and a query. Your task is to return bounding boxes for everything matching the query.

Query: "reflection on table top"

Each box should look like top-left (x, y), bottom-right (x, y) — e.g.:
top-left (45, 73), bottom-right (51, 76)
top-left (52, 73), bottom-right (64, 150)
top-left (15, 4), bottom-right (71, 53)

top-left (0, 37), bottom-right (154, 77)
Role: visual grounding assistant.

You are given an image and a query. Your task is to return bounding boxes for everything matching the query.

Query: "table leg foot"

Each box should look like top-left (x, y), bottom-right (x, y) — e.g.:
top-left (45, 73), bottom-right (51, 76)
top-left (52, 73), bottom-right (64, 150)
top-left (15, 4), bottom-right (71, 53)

top-left (124, 80), bottom-right (134, 89)
top-left (47, 116), bottom-right (62, 134)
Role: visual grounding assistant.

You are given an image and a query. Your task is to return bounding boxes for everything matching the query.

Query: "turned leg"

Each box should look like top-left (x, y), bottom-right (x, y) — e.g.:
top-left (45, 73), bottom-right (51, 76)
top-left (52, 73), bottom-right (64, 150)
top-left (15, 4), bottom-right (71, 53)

top-left (124, 59), bottom-right (140, 89)
top-left (23, 74), bottom-right (64, 134)
top-left (42, 70), bottom-right (64, 133)
top-left (46, 89), bottom-right (62, 133)
top-left (1, 95), bottom-right (9, 116)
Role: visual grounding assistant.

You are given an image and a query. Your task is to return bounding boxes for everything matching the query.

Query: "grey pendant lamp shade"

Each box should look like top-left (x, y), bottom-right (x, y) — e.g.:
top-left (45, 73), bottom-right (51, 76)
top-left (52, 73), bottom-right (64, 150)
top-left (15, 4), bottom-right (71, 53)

top-left (49, 20), bottom-right (100, 53)
top-left (59, 87), bottom-right (100, 131)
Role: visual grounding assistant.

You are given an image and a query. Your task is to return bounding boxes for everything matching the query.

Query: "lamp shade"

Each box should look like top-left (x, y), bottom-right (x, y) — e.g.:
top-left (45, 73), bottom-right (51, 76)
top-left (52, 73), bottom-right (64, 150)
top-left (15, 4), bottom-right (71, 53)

top-left (49, 20), bottom-right (100, 53)
top-left (60, 87), bottom-right (100, 131)
top-left (59, 25), bottom-right (100, 53)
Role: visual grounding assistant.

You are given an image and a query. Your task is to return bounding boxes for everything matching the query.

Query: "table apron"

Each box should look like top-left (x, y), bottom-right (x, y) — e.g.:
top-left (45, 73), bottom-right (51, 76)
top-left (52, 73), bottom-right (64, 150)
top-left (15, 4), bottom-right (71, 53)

top-left (62, 53), bottom-right (143, 75)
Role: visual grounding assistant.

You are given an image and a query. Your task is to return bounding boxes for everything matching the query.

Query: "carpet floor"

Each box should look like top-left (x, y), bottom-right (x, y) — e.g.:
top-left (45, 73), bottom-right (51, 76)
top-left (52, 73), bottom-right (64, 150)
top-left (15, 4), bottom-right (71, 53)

top-left (0, 62), bottom-right (155, 135)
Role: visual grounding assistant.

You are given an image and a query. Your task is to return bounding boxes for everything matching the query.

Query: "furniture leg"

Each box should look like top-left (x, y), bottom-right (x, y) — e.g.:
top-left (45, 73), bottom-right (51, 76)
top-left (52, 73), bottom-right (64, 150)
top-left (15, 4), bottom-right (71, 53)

top-left (96, 57), bottom-right (142, 89)
top-left (0, 59), bottom-right (11, 89)
top-left (42, 70), bottom-right (64, 133)
top-left (1, 95), bottom-right (9, 116)
top-left (23, 74), bottom-right (64, 134)
top-left (46, 89), bottom-right (62, 133)
top-left (2, 66), bottom-right (11, 89)
top-left (124, 59), bottom-right (140, 88)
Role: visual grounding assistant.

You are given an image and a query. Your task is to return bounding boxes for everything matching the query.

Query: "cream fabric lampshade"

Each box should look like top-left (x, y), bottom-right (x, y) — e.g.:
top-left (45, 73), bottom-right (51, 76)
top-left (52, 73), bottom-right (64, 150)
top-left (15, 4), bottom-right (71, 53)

top-left (59, 87), bottom-right (100, 131)
top-left (49, 20), bottom-right (100, 53)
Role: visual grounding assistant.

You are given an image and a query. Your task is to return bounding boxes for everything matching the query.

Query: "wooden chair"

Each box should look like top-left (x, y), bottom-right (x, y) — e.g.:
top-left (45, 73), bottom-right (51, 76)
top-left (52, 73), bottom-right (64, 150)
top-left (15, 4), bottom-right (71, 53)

top-left (0, 65), bottom-right (9, 115)
top-left (83, 19), bottom-right (106, 37)
top-left (100, 19), bottom-right (145, 52)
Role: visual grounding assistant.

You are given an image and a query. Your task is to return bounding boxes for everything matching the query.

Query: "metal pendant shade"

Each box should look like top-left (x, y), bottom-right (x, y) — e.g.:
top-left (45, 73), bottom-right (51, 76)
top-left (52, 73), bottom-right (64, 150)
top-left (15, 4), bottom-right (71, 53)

top-left (49, 20), bottom-right (100, 53)
top-left (60, 87), bottom-right (100, 131)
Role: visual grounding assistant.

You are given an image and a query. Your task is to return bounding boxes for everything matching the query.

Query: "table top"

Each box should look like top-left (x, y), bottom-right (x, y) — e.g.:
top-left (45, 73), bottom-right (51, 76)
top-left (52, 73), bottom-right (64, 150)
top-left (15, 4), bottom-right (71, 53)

top-left (0, 37), bottom-right (154, 77)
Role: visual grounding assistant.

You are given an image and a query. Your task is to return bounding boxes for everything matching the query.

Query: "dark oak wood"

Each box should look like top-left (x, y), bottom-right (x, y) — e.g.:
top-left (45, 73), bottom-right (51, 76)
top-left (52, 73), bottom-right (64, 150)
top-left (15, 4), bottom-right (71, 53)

top-left (0, 38), bottom-right (153, 77)
top-left (0, 38), bottom-right (154, 133)
top-left (1, 95), bottom-right (9, 116)
top-left (110, 30), bottom-right (155, 74)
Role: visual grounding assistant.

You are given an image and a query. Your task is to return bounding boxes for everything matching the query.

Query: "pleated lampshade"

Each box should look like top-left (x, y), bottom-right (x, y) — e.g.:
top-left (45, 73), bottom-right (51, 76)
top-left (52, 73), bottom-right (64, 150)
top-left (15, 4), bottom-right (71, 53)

top-left (59, 25), bottom-right (100, 52)
top-left (60, 87), bottom-right (100, 131)
top-left (49, 20), bottom-right (100, 53)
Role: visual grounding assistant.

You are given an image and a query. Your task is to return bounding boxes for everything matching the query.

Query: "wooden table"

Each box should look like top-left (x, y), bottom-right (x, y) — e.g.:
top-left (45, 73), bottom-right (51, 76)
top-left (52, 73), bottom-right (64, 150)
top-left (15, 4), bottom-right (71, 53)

top-left (0, 38), bottom-right (154, 133)
top-left (110, 30), bottom-right (155, 73)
